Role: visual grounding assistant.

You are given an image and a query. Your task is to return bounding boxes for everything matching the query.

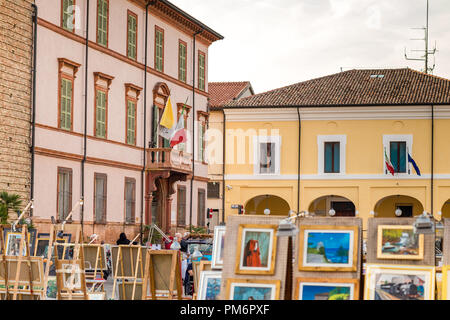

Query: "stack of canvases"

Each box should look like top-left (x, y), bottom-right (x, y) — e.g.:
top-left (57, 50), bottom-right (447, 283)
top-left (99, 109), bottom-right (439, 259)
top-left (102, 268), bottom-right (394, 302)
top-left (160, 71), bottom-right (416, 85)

top-left (214, 215), bottom-right (288, 300)
top-left (195, 226), bottom-right (225, 300)
top-left (364, 218), bottom-right (436, 300)
top-left (293, 217), bottom-right (362, 300)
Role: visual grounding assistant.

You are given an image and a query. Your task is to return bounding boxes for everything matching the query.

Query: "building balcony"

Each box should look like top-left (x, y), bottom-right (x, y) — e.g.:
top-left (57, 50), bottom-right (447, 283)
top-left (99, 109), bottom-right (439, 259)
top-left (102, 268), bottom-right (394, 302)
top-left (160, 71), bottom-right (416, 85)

top-left (146, 148), bottom-right (192, 174)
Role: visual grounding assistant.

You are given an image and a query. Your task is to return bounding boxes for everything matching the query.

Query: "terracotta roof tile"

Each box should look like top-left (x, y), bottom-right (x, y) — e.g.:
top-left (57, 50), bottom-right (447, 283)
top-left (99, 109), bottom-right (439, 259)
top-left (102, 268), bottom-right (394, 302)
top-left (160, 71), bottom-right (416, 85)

top-left (208, 81), bottom-right (253, 108)
top-left (223, 68), bottom-right (450, 108)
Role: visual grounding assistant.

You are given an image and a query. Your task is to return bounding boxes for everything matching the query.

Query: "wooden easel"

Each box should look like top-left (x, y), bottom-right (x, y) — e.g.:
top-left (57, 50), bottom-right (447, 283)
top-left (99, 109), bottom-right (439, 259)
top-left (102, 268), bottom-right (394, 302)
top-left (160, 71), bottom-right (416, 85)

top-left (111, 242), bottom-right (145, 300)
top-left (82, 244), bottom-right (106, 294)
top-left (142, 250), bottom-right (182, 300)
top-left (0, 224), bottom-right (42, 300)
top-left (54, 225), bottom-right (88, 300)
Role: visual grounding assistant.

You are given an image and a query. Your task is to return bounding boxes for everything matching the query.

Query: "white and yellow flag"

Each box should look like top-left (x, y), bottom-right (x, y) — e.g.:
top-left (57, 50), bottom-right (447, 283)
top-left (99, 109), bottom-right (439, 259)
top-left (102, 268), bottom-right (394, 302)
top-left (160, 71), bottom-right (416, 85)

top-left (159, 96), bottom-right (176, 140)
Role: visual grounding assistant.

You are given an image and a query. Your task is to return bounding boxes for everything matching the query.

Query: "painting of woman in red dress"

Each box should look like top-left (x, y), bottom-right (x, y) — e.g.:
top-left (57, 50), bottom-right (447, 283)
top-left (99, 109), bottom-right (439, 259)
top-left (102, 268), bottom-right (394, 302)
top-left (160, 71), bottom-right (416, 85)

top-left (244, 239), bottom-right (262, 267)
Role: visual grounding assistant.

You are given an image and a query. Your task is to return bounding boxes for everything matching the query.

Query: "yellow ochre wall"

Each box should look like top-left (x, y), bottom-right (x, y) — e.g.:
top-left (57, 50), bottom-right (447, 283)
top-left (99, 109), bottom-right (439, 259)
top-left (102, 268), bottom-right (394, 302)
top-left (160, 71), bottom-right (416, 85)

top-left (218, 110), bottom-right (450, 232)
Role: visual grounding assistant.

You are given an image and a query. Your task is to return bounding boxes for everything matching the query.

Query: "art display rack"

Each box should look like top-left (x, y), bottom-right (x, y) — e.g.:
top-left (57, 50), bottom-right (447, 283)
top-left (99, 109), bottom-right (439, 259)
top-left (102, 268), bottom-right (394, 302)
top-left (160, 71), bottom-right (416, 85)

top-left (82, 244), bottom-right (106, 294)
top-left (53, 225), bottom-right (88, 300)
top-left (0, 224), bottom-right (44, 300)
top-left (111, 244), bottom-right (145, 300)
top-left (142, 249), bottom-right (182, 300)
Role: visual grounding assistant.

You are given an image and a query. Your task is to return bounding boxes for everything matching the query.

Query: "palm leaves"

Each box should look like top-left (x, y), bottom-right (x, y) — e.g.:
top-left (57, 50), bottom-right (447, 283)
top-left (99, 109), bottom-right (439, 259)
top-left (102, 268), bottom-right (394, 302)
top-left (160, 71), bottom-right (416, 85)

top-left (0, 191), bottom-right (23, 224)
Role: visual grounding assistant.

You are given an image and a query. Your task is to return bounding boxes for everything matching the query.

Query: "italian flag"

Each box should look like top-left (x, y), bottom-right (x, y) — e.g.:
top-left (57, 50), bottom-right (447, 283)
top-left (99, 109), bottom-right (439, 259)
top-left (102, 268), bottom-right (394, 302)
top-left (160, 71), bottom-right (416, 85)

top-left (170, 106), bottom-right (187, 148)
top-left (384, 149), bottom-right (395, 176)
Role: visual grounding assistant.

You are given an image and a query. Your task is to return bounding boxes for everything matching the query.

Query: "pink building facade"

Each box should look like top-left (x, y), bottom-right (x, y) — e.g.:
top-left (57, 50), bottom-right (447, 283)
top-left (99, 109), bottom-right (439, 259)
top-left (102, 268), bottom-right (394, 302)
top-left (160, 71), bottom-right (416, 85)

top-left (32, 0), bottom-right (222, 242)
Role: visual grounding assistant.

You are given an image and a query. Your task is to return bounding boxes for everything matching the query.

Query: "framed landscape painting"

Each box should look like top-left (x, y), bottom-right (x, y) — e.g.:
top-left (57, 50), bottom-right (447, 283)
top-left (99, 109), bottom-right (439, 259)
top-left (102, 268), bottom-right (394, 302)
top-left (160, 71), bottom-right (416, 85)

top-left (211, 226), bottom-right (226, 269)
top-left (235, 224), bottom-right (277, 275)
top-left (294, 277), bottom-right (359, 300)
top-left (226, 279), bottom-right (280, 300)
top-left (377, 225), bottom-right (424, 260)
top-left (364, 264), bottom-right (435, 300)
top-left (197, 271), bottom-right (222, 300)
top-left (298, 225), bottom-right (358, 272)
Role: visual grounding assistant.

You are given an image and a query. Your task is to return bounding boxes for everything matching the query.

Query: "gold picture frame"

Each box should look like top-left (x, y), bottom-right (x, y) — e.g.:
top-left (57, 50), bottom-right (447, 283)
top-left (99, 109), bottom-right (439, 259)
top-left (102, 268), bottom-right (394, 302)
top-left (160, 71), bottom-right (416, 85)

top-left (235, 224), bottom-right (277, 275)
top-left (294, 277), bottom-right (360, 300)
top-left (225, 279), bottom-right (280, 300)
top-left (376, 225), bottom-right (424, 260)
top-left (364, 264), bottom-right (435, 300)
top-left (298, 225), bottom-right (358, 272)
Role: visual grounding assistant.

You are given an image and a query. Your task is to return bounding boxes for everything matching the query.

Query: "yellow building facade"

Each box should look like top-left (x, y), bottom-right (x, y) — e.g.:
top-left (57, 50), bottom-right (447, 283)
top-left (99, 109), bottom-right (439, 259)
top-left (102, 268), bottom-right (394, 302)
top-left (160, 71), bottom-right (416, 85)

top-left (211, 69), bottom-right (450, 232)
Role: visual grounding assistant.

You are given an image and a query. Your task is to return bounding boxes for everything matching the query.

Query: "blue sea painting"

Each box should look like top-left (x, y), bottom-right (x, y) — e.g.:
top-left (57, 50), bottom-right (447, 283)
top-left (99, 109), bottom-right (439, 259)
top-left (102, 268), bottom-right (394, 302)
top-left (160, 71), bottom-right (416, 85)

top-left (232, 286), bottom-right (273, 300)
top-left (306, 231), bottom-right (351, 264)
top-left (205, 277), bottom-right (221, 300)
top-left (301, 285), bottom-right (351, 300)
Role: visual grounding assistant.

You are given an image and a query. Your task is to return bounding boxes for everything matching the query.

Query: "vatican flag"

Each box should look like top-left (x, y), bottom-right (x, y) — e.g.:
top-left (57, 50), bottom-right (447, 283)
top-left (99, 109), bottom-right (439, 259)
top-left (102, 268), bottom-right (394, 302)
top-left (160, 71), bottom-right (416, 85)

top-left (159, 97), bottom-right (175, 140)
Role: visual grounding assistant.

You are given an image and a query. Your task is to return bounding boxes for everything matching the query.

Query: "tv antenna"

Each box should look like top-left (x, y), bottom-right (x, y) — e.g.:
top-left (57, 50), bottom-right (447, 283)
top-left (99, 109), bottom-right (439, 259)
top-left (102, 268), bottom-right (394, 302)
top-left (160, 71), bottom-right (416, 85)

top-left (404, 0), bottom-right (437, 74)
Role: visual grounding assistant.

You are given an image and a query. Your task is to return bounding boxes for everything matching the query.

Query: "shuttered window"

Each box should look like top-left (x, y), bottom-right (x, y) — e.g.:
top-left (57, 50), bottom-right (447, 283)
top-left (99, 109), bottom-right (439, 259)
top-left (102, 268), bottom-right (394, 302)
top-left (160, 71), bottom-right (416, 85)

top-left (155, 27), bottom-right (164, 72)
top-left (127, 12), bottom-right (137, 60)
top-left (94, 173), bottom-right (107, 223)
top-left (125, 178), bottom-right (135, 224)
top-left (57, 168), bottom-right (72, 221)
top-left (126, 100), bottom-right (136, 145)
top-left (97, 0), bottom-right (108, 47)
top-left (177, 186), bottom-right (186, 226)
top-left (197, 189), bottom-right (206, 227)
top-left (95, 89), bottom-right (107, 138)
top-left (198, 51), bottom-right (205, 90)
top-left (62, 0), bottom-right (75, 31)
top-left (179, 41), bottom-right (186, 82)
top-left (60, 78), bottom-right (72, 130)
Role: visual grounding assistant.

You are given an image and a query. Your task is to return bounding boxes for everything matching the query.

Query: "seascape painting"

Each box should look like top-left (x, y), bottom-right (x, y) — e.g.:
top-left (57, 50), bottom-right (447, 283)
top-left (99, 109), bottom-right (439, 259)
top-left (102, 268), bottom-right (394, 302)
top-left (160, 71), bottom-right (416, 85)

top-left (304, 230), bottom-right (353, 267)
top-left (377, 225), bottom-right (424, 260)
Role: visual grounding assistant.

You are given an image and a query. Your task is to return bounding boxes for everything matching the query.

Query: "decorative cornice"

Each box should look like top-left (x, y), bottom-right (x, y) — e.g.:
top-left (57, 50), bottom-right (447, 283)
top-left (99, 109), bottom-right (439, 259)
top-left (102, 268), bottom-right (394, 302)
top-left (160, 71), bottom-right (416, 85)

top-left (224, 105), bottom-right (450, 121)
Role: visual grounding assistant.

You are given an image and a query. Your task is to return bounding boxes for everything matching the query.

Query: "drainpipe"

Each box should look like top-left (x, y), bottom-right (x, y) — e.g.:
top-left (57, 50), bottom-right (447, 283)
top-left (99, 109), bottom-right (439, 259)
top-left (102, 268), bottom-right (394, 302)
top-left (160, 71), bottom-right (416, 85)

top-left (297, 107), bottom-right (301, 214)
top-left (81, 0), bottom-right (90, 237)
top-left (189, 29), bottom-right (203, 233)
top-left (222, 110), bottom-right (226, 223)
top-left (30, 4), bottom-right (38, 216)
top-left (140, 1), bottom-right (152, 244)
top-left (431, 104), bottom-right (434, 216)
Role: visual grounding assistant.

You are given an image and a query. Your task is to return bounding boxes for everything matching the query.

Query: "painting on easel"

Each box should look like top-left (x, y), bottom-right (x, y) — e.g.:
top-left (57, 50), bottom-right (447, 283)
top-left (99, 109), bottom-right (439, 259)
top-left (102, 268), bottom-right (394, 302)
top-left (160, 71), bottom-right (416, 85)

top-left (3, 228), bottom-right (37, 256)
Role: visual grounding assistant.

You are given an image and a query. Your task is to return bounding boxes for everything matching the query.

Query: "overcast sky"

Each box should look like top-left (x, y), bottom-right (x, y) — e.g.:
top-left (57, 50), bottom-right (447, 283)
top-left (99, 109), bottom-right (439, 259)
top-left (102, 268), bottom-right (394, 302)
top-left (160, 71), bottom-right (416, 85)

top-left (170, 0), bottom-right (450, 94)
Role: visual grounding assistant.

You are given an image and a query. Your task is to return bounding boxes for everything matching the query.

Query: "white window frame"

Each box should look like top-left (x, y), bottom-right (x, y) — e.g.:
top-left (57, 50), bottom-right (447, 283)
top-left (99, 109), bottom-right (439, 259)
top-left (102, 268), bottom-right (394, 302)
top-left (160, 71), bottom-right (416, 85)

top-left (383, 134), bottom-right (413, 177)
top-left (317, 135), bottom-right (346, 175)
top-left (253, 135), bottom-right (281, 176)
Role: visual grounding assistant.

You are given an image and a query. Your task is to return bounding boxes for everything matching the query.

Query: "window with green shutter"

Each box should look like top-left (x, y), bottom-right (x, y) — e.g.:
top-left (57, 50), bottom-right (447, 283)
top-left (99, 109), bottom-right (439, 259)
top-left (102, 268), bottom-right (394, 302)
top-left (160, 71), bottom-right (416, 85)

top-left (60, 78), bottom-right (73, 130)
top-left (198, 122), bottom-right (205, 162)
top-left (155, 27), bottom-right (164, 72)
top-left (127, 12), bottom-right (137, 60)
top-left (97, 0), bottom-right (108, 47)
top-left (198, 51), bottom-right (205, 90)
top-left (126, 99), bottom-right (136, 145)
top-left (95, 89), bottom-right (107, 138)
top-left (62, 0), bottom-right (75, 31)
top-left (179, 41), bottom-right (186, 82)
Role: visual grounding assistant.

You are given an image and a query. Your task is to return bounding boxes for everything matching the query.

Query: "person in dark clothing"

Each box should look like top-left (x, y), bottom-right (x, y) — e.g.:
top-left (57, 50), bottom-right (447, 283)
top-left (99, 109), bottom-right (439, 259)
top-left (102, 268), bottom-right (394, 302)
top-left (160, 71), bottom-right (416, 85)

top-left (116, 233), bottom-right (130, 245)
